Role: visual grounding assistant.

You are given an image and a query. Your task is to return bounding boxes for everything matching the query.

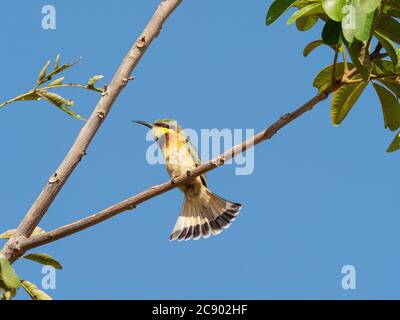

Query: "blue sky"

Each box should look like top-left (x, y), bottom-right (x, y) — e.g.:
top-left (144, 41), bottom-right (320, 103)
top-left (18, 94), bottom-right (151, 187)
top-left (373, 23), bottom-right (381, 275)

top-left (1, 0), bottom-right (400, 300)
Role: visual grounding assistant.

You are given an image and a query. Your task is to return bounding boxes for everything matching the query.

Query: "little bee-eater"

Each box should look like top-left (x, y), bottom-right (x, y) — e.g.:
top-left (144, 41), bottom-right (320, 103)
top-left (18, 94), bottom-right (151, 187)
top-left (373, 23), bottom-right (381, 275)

top-left (134, 119), bottom-right (242, 241)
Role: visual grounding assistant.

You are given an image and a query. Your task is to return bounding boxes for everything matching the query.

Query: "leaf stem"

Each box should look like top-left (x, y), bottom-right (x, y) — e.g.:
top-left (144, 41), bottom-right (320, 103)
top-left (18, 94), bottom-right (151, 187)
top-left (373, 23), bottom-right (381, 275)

top-left (332, 47), bottom-right (339, 86)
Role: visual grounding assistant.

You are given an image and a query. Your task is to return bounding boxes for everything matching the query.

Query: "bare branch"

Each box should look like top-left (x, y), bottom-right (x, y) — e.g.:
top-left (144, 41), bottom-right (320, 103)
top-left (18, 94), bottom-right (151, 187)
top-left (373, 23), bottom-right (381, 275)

top-left (1, 0), bottom-right (183, 262)
top-left (20, 84), bottom-right (338, 253)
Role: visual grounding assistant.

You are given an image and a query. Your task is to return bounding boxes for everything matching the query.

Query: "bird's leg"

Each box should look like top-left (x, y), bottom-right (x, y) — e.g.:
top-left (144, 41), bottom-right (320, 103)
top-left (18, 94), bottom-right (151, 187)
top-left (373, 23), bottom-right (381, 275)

top-left (170, 173), bottom-right (180, 185)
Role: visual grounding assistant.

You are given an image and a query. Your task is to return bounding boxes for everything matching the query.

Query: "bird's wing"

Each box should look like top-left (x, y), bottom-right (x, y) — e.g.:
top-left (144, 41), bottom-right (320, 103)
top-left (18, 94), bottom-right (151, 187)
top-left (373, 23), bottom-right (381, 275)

top-left (185, 138), bottom-right (207, 187)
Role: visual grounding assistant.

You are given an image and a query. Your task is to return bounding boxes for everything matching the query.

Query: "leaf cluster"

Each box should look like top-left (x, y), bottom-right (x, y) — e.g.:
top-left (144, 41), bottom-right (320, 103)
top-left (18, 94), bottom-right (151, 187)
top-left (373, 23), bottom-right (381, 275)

top-left (267, 0), bottom-right (400, 152)
top-left (0, 227), bottom-right (63, 300)
top-left (0, 54), bottom-right (104, 120)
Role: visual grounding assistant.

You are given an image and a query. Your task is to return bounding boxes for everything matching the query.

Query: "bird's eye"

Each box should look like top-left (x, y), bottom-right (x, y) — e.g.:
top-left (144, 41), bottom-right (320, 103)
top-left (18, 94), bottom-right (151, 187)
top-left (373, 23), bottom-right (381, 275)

top-left (155, 137), bottom-right (159, 142)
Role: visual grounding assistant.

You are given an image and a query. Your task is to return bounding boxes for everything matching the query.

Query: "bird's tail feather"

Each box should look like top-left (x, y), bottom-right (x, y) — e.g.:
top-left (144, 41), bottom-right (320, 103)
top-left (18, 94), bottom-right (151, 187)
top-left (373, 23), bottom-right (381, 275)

top-left (170, 188), bottom-right (242, 241)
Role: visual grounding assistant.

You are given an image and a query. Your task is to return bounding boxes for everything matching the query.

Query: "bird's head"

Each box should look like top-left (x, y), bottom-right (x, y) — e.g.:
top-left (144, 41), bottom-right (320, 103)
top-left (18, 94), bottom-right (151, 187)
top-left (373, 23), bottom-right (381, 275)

top-left (133, 119), bottom-right (183, 141)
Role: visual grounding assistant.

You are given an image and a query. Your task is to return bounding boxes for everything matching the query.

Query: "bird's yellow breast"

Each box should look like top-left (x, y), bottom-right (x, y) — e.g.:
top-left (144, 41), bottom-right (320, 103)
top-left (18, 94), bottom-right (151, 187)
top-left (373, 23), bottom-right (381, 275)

top-left (154, 129), bottom-right (203, 194)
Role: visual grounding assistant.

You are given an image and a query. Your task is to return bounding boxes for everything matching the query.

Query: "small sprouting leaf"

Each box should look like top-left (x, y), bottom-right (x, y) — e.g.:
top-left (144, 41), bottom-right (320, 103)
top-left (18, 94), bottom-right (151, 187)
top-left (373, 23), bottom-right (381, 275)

top-left (322, 0), bottom-right (346, 22)
top-left (39, 91), bottom-right (74, 107)
top-left (322, 19), bottom-right (342, 45)
top-left (0, 227), bottom-right (45, 239)
top-left (47, 58), bottom-right (81, 80)
top-left (303, 40), bottom-right (325, 57)
top-left (373, 82), bottom-right (400, 131)
top-left (23, 253), bottom-right (63, 270)
top-left (287, 3), bottom-right (323, 25)
top-left (16, 92), bottom-right (41, 102)
top-left (0, 254), bottom-right (21, 291)
top-left (87, 75), bottom-right (104, 90)
top-left (0, 230), bottom-right (14, 239)
top-left (38, 91), bottom-right (84, 121)
top-left (54, 54), bottom-right (60, 70)
top-left (57, 106), bottom-right (84, 121)
top-left (266, 0), bottom-right (297, 25)
top-left (38, 60), bottom-right (51, 82)
top-left (32, 227), bottom-right (46, 237)
top-left (21, 280), bottom-right (52, 301)
top-left (47, 77), bottom-right (65, 87)
top-left (331, 80), bottom-right (368, 125)
top-left (387, 131), bottom-right (400, 153)
top-left (377, 15), bottom-right (400, 44)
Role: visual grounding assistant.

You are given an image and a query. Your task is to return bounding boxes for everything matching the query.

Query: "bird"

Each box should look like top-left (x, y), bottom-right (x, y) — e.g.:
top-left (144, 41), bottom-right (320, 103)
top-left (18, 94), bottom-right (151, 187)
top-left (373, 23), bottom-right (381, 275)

top-left (134, 119), bottom-right (242, 241)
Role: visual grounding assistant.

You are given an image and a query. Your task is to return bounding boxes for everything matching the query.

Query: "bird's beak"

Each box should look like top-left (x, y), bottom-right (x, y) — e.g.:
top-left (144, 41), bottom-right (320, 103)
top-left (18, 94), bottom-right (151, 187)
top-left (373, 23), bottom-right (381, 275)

top-left (133, 120), bottom-right (154, 129)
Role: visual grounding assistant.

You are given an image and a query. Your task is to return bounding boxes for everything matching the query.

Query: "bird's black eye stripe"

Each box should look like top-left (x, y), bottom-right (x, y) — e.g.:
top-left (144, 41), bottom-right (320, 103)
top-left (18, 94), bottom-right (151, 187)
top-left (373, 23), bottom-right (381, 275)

top-left (155, 123), bottom-right (170, 129)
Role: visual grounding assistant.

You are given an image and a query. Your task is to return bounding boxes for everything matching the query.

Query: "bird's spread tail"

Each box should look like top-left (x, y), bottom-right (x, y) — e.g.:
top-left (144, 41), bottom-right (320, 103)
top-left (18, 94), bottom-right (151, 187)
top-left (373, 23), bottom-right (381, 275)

top-left (170, 188), bottom-right (242, 241)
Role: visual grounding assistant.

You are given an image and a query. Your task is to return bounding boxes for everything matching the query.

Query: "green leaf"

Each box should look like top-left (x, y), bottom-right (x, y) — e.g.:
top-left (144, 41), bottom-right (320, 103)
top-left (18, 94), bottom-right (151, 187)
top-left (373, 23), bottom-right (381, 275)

top-left (377, 15), bottom-right (400, 44)
top-left (46, 58), bottom-right (81, 80)
top-left (303, 40), bottom-right (325, 57)
top-left (386, 8), bottom-right (400, 18)
top-left (87, 75), bottom-right (104, 90)
top-left (54, 54), bottom-right (60, 70)
top-left (322, 0), bottom-right (346, 21)
top-left (387, 131), bottom-right (400, 152)
top-left (296, 15), bottom-right (318, 31)
top-left (287, 3), bottom-right (323, 25)
top-left (331, 80), bottom-right (368, 125)
top-left (21, 281), bottom-right (52, 301)
top-left (0, 227), bottom-right (45, 240)
top-left (16, 92), bottom-right (41, 102)
top-left (372, 59), bottom-right (400, 76)
top-left (38, 91), bottom-right (84, 121)
top-left (373, 82), bottom-right (400, 131)
top-left (23, 253), bottom-right (63, 270)
top-left (0, 230), bottom-right (13, 239)
top-left (342, 4), bottom-right (376, 43)
top-left (337, 0), bottom-right (381, 43)
top-left (375, 32), bottom-right (400, 67)
top-left (313, 63), bottom-right (354, 93)
top-left (39, 91), bottom-right (74, 107)
top-left (346, 41), bottom-right (372, 80)
top-left (377, 79), bottom-right (400, 98)
top-left (38, 60), bottom-right (51, 82)
top-left (322, 19), bottom-right (342, 45)
top-left (354, 11), bottom-right (375, 42)
top-left (47, 77), bottom-right (65, 87)
top-left (0, 254), bottom-right (21, 291)
top-left (266, 0), bottom-right (297, 25)
top-left (363, 0), bottom-right (382, 13)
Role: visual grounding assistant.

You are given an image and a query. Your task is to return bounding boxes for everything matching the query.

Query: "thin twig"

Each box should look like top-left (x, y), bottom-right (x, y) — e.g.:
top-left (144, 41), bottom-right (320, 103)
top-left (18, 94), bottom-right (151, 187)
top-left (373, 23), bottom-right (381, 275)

top-left (342, 49), bottom-right (349, 74)
top-left (332, 47), bottom-right (339, 86)
top-left (1, 0), bottom-right (183, 262)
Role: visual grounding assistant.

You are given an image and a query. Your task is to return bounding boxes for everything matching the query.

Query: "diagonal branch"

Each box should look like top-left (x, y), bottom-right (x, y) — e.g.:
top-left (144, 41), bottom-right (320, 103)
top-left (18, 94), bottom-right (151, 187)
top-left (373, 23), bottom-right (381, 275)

top-left (1, 0), bottom-right (183, 262)
top-left (19, 83), bottom-right (341, 253)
